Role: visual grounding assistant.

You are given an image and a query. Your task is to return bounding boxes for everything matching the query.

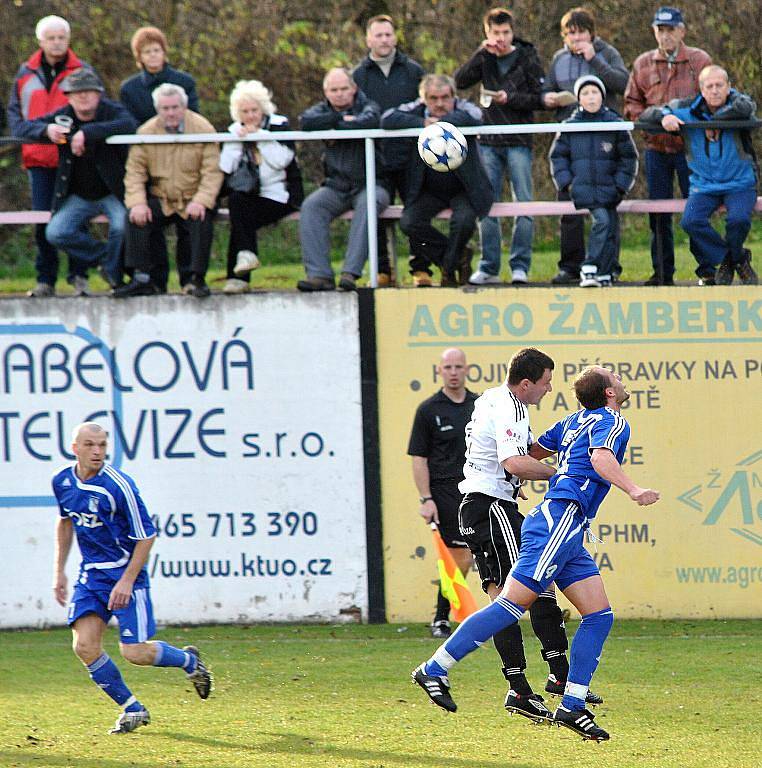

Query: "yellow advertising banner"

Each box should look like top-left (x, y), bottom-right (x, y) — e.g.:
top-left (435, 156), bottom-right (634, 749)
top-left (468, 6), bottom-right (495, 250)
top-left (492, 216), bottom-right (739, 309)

top-left (376, 286), bottom-right (762, 621)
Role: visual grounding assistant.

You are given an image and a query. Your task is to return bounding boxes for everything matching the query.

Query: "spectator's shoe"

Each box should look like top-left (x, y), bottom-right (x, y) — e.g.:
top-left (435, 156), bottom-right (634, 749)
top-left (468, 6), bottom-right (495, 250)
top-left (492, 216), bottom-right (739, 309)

top-left (68, 275), bottom-right (91, 297)
top-left (457, 246), bottom-right (473, 285)
top-left (412, 271), bottom-right (433, 287)
top-left (504, 690), bottom-right (553, 723)
top-left (338, 272), bottom-right (358, 291)
top-left (716, 255), bottom-right (735, 286)
top-left (297, 277), bottom-right (335, 292)
top-left (440, 271), bottom-right (458, 288)
top-left (697, 274), bottom-right (716, 286)
top-left (233, 250), bottom-right (260, 275)
top-left (97, 265), bottom-right (121, 289)
top-left (579, 267), bottom-right (601, 288)
top-left (183, 645), bottom-right (213, 699)
top-left (430, 619), bottom-right (451, 639)
top-left (544, 675), bottom-right (604, 706)
top-left (412, 664), bottom-right (457, 712)
top-left (112, 278), bottom-right (159, 298)
top-left (223, 278), bottom-right (249, 294)
top-left (188, 279), bottom-right (211, 298)
top-left (597, 274), bottom-right (612, 287)
top-left (736, 249), bottom-right (758, 285)
top-left (109, 708), bottom-right (151, 735)
top-left (27, 282), bottom-right (55, 298)
top-left (643, 273), bottom-right (674, 286)
top-left (511, 268), bottom-right (528, 285)
top-left (551, 269), bottom-right (578, 285)
top-left (376, 272), bottom-right (393, 288)
top-left (469, 270), bottom-right (501, 285)
top-left (551, 705), bottom-right (610, 741)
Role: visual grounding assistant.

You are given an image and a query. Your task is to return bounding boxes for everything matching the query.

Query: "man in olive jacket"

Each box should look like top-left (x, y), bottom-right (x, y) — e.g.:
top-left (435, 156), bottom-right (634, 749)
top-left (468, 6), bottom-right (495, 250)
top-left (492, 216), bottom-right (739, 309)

top-left (117, 83), bottom-right (223, 298)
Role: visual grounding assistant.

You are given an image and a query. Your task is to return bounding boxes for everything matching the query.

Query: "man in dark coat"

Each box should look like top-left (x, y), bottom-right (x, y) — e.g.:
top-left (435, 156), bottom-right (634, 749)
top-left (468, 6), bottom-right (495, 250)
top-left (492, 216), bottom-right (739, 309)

top-left (17, 69), bottom-right (136, 295)
top-left (381, 75), bottom-right (492, 287)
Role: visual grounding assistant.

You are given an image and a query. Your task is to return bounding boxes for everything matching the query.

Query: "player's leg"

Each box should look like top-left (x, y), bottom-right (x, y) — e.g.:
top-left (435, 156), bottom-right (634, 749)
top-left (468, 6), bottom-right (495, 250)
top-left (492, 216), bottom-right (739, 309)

top-left (116, 585), bottom-right (212, 699)
top-left (550, 559), bottom-right (612, 741)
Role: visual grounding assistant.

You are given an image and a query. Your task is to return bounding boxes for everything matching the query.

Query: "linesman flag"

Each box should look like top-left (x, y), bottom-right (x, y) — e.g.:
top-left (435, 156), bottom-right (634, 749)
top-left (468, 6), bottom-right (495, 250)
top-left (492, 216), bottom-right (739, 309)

top-left (431, 522), bottom-right (478, 622)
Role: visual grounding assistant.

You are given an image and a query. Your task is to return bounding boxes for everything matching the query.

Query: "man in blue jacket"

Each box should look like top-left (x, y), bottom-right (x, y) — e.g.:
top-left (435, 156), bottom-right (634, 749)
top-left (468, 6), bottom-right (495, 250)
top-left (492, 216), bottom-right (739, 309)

top-left (297, 68), bottom-right (389, 292)
top-left (643, 65), bottom-right (758, 285)
top-left (381, 75), bottom-right (492, 287)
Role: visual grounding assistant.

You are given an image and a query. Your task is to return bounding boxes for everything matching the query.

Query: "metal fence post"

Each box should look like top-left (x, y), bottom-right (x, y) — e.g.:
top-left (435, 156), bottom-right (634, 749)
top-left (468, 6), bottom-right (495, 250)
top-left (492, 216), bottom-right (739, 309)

top-left (364, 137), bottom-right (378, 288)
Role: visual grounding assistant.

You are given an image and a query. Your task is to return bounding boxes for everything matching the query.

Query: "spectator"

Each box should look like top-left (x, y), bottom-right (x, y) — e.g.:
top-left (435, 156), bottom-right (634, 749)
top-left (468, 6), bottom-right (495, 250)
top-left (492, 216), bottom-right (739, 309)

top-left (16, 69), bottom-right (135, 295)
top-left (549, 75), bottom-right (638, 288)
top-left (642, 66), bottom-right (758, 285)
top-left (541, 7), bottom-right (629, 285)
top-left (296, 68), bottom-right (389, 292)
top-left (7, 15), bottom-right (92, 297)
top-left (120, 27), bottom-right (200, 293)
top-left (116, 83), bottom-right (223, 298)
top-left (219, 80), bottom-right (304, 294)
top-left (353, 14), bottom-right (424, 287)
top-left (454, 7), bottom-right (545, 286)
top-left (624, 7), bottom-right (712, 286)
top-left (381, 74), bottom-right (492, 287)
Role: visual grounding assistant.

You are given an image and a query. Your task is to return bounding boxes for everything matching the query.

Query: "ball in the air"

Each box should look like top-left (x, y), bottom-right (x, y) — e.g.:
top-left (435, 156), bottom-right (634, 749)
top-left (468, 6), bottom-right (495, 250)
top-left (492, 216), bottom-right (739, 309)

top-left (417, 121), bottom-right (468, 172)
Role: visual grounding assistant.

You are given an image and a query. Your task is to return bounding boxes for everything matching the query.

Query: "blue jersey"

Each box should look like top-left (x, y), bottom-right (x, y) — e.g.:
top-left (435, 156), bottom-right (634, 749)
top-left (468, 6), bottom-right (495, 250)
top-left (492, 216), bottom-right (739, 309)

top-left (537, 407), bottom-right (630, 521)
top-left (52, 462), bottom-right (156, 583)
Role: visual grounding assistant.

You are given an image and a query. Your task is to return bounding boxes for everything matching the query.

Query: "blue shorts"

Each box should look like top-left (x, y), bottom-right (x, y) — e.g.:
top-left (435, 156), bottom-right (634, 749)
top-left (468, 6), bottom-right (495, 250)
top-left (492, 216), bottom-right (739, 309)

top-left (510, 499), bottom-right (600, 593)
top-left (67, 572), bottom-right (156, 644)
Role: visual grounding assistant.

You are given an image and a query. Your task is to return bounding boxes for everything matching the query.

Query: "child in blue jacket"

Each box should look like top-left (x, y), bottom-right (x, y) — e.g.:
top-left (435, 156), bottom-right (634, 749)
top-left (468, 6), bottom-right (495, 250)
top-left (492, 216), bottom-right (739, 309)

top-left (550, 75), bottom-right (638, 286)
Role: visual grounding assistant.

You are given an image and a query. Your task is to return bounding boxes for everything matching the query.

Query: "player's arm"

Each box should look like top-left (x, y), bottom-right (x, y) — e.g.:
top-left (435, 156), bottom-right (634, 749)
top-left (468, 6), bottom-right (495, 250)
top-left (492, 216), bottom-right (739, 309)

top-left (53, 517), bottom-right (74, 606)
top-left (590, 447), bottom-right (660, 506)
top-left (528, 442), bottom-right (555, 460)
top-left (502, 454), bottom-right (555, 481)
top-left (108, 535), bottom-right (156, 610)
top-left (411, 455), bottom-right (438, 524)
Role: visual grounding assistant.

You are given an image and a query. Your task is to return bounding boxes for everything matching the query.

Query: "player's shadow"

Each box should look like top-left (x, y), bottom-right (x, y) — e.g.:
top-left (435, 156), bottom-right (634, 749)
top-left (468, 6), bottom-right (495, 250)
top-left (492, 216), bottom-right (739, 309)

top-left (160, 730), bottom-right (545, 768)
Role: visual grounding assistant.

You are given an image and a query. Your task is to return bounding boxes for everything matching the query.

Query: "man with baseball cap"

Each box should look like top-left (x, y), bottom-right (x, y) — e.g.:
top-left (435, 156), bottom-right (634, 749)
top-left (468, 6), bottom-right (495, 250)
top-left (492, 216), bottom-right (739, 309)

top-left (625, 7), bottom-right (712, 285)
top-left (15, 68), bottom-right (136, 295)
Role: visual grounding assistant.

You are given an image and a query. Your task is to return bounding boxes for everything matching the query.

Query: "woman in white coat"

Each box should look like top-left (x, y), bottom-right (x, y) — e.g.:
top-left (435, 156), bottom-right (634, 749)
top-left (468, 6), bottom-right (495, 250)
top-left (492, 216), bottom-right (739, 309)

top-left (219, 80), bottom-right (303, 293)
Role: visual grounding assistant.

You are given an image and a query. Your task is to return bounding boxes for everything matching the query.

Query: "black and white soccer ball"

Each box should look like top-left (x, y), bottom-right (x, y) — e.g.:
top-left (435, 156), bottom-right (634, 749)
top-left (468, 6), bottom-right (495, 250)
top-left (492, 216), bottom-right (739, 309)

top-left (417, 121), bottom-right (468, 172)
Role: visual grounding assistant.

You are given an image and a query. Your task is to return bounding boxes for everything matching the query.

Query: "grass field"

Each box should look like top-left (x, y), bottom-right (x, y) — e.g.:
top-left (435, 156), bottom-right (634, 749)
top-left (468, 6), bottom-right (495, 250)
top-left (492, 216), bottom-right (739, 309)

top-left (2, 620), bottom-right (760, 768)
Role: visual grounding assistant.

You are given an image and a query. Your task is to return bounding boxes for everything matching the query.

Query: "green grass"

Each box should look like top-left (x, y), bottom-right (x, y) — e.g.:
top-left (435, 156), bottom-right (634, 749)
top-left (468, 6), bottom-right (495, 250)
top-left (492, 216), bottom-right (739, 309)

top-left (2, 621), bottom-right (761, 768)
top-left (1, 218), bottom-right (759, 294)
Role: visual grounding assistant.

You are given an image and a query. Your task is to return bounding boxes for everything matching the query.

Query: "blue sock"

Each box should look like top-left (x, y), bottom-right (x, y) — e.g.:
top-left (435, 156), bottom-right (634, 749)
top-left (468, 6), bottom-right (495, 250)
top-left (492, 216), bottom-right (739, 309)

top-left (424, 597), bottom-right (525, 676)
top-left (87, 653), bottom-right (141, 710)
top-left (561, 606), bottom-right (614, 710)
top-left (153, 641), bottom-right (196, 672)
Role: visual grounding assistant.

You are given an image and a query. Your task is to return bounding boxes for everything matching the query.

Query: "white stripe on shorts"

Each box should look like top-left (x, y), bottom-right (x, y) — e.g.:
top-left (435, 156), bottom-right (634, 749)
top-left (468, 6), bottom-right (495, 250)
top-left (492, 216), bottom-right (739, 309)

top-left (532, 503), bottom-right (576, 582)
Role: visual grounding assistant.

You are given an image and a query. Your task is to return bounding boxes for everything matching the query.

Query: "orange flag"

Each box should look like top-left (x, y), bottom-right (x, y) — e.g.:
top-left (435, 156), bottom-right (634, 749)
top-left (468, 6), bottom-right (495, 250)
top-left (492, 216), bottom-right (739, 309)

top-left (431, 522), bottom-right (478, 622)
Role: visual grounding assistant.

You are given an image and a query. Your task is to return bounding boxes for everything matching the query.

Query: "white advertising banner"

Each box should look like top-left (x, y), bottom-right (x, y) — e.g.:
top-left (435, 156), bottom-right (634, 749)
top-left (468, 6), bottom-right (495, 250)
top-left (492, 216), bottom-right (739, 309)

top-left (0, 294), bottom-right (368, 627)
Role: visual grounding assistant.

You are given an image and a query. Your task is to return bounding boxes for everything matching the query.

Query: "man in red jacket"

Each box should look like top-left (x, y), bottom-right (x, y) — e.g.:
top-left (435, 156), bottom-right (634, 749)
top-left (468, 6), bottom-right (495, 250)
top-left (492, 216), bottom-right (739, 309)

top-left (7, 15), bottom-right (92, 297)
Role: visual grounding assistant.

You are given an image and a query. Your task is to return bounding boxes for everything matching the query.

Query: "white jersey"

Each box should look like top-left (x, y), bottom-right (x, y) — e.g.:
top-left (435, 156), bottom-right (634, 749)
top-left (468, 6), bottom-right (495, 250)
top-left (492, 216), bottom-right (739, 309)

top-left (458, 382), bottom-right (533, 501)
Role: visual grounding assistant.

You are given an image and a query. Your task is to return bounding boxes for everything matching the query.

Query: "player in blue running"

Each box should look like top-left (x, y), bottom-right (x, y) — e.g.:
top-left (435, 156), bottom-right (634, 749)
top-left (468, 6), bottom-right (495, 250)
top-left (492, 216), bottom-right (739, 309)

top-left (413, 366), bottom-right (660, 740)
top-left (52, 422), bottom-right (213, 734)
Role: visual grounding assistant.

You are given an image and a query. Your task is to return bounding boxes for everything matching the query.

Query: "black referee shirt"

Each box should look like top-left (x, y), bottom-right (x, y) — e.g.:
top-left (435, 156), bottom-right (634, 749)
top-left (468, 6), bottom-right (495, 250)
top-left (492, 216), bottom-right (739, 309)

top-left (407, 389), bottom-right (479, 482)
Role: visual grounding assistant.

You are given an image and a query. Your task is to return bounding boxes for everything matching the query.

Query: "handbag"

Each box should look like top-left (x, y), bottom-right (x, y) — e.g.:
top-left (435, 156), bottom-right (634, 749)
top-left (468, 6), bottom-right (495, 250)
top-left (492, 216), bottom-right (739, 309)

top-left (227, 148), bottom-right (260, 194)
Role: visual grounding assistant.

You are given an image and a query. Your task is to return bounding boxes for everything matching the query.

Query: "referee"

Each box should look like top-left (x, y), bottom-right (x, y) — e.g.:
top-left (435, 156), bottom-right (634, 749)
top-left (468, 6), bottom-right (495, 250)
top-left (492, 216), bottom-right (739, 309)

top-left (408, 348), bottom-right (478, 638)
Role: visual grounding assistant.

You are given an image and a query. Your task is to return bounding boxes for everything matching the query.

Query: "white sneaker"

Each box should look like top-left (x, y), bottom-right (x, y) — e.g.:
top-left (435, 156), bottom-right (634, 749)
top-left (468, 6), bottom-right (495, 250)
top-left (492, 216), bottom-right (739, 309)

top-left (223, 278), bottom-right (249, 294)
top-left (69, 275), bottom-right (91, 296)
top-left (510, 268), bottom-right (528, 284)
top-left (579, 267), bottom-right (601, 288)
top-left (597, 274), bottom-right (612, 287)
top-left (233, 250), bottom-right (260, 275)
top-left (468, 270), bottom-right (501, 285)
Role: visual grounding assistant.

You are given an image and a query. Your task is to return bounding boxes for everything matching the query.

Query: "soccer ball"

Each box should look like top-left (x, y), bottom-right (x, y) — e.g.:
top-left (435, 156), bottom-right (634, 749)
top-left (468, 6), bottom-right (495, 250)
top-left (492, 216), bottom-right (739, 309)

top-left (417, 121), bottom-right (468, 172)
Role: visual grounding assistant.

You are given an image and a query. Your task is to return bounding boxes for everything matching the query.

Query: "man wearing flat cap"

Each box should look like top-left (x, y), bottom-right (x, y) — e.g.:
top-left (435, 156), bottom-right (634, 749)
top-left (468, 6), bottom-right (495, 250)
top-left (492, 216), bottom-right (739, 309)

top-left (16, 68), bottom-right (137, 295)
top-left (624, 7), bottom-right (711, 285)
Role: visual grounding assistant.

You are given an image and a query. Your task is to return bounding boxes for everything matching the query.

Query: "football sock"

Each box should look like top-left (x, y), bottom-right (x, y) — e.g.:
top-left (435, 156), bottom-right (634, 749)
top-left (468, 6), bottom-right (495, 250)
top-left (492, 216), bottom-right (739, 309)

top-left (87, 653), bottom-right (137, 708)
top-left (434, 586), bottom-right (450, 622)
top-left (493, 623), bottom-right (532, 695)
top-left (530, 594), bottom-right (570, 680)
top-left (561, 606), bottom-right (614, 710)
top-left (424, 597), bottom-right (525, 676)
top-left (152, 641), bottom-right (197, 673)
